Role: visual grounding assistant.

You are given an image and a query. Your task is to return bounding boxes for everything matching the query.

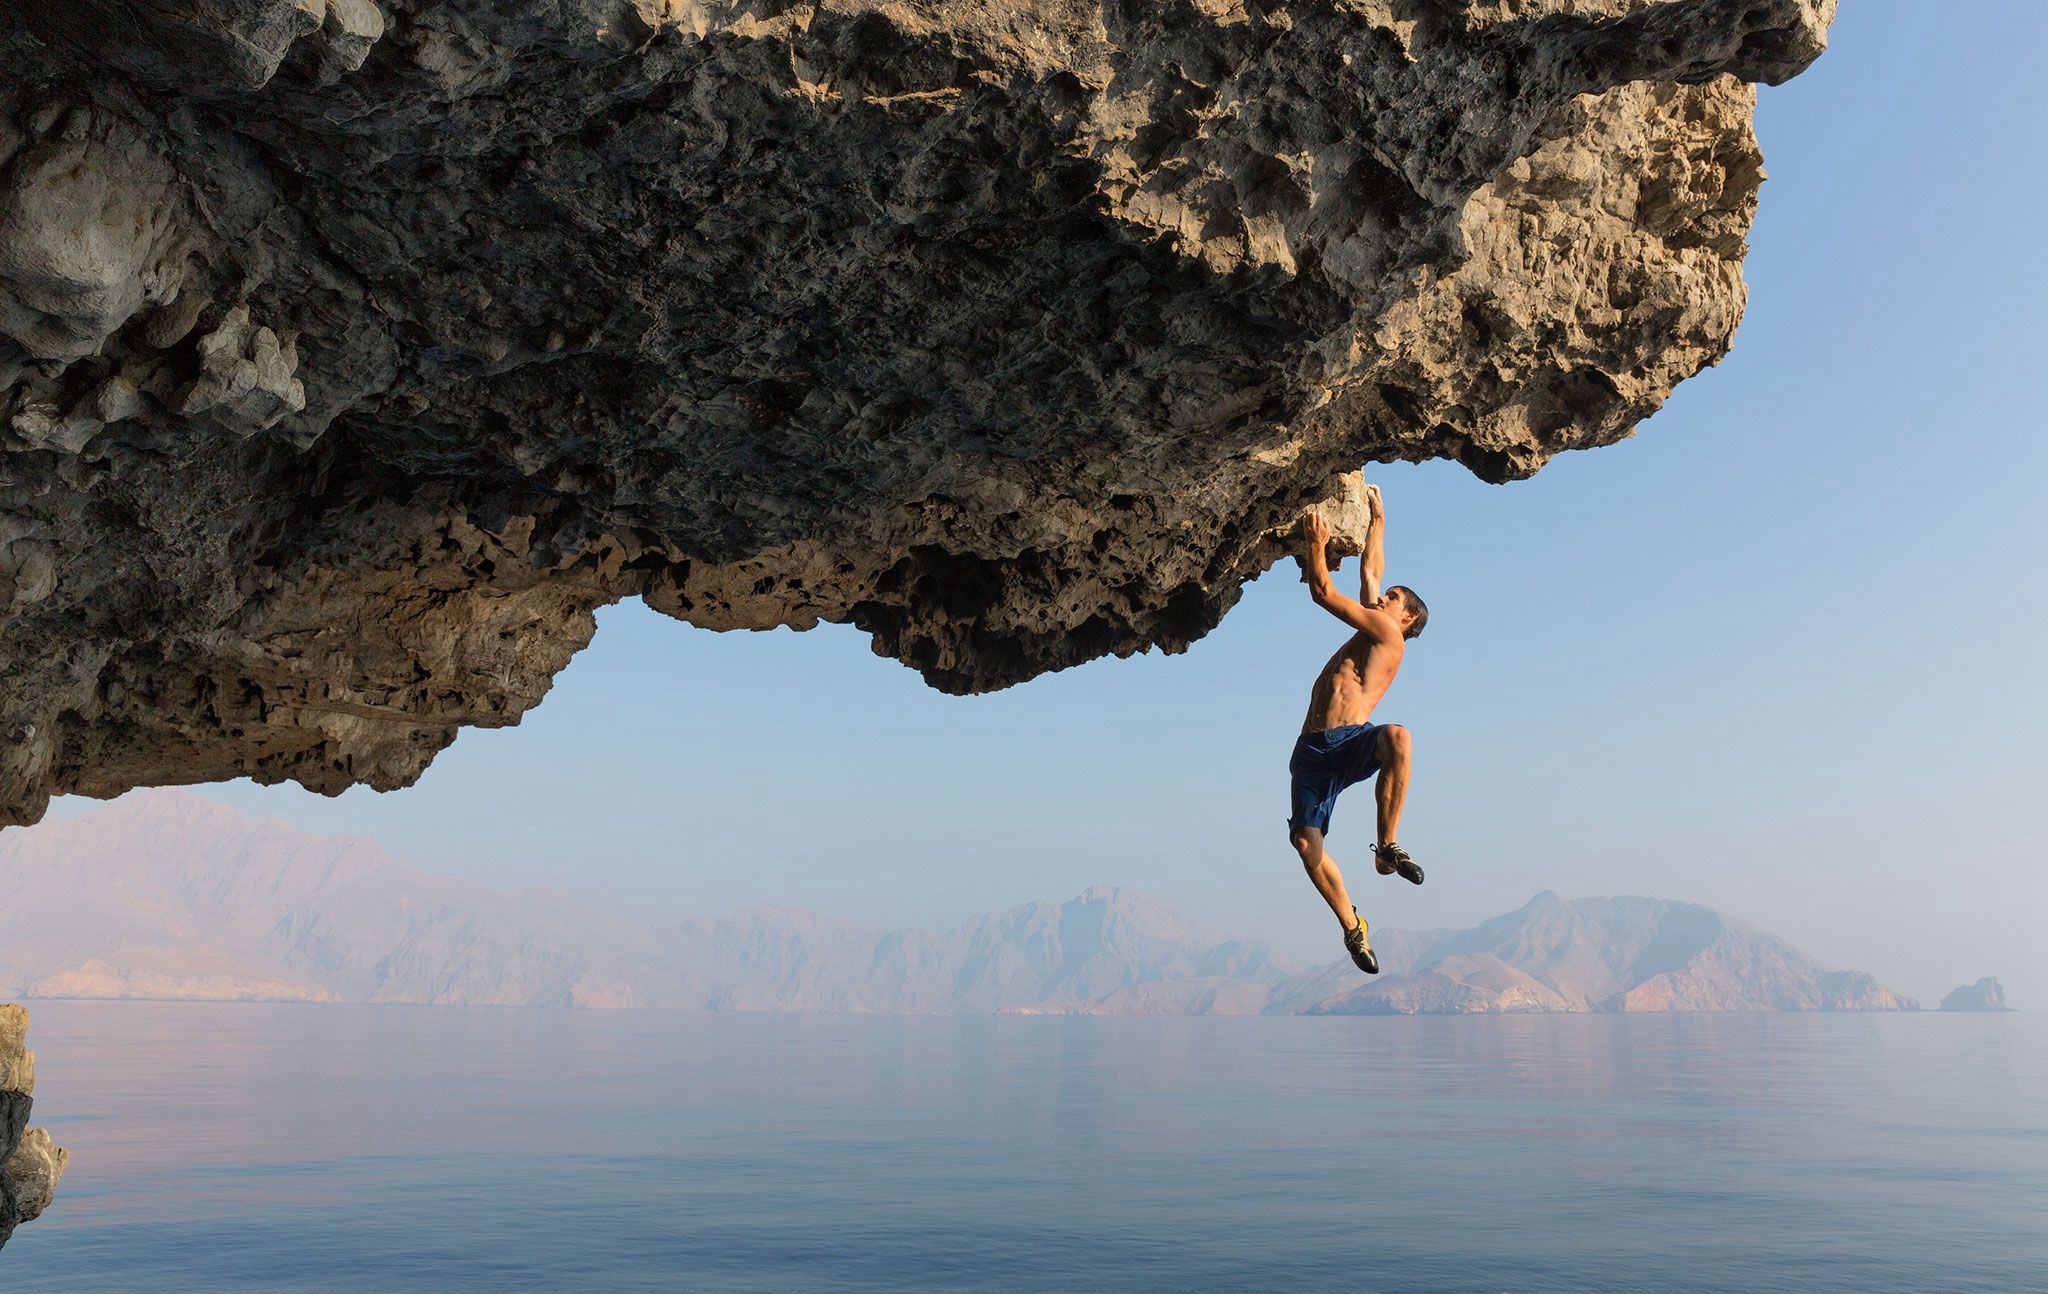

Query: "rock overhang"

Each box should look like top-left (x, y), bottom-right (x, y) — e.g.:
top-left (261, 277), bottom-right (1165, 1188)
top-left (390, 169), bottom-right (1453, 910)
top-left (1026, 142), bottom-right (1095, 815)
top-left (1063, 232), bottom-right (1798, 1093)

top-left (0, 0), bottom-right (1835, 825)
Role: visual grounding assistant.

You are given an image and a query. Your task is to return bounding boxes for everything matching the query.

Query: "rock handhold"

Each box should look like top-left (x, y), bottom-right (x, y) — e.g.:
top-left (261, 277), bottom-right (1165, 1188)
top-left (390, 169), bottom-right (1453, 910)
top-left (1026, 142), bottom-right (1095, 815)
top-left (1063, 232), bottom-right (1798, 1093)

top-left (175, 304), bottom-right (308, 437)
top-left (0, 0), bottom-right (1836, 826)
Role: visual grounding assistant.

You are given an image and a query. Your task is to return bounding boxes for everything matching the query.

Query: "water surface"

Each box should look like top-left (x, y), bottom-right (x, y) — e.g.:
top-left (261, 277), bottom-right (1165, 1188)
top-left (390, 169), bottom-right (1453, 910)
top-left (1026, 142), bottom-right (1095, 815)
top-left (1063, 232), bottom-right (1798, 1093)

top-left (6, 1003), bottom-right (2043, 1292)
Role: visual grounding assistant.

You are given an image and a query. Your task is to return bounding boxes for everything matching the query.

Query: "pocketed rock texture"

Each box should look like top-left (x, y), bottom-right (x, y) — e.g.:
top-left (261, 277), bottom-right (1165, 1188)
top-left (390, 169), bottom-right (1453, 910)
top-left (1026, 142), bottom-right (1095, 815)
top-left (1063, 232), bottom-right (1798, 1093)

top-left (0, 0), bottom-right (1834, 824)
top-left (0, 1005), bottom-right (66, 1249)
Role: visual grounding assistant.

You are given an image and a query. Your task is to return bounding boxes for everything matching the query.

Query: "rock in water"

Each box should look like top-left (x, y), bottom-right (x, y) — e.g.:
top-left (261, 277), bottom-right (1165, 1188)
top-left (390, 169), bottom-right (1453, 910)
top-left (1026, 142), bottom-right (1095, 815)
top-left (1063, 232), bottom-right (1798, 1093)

top-left (0, 1005), bottom-right (67, 1248)
top-left (1939, 978), bottom-right (2012, 1011)
top-left (0, 1), bottom-right (1836, 824)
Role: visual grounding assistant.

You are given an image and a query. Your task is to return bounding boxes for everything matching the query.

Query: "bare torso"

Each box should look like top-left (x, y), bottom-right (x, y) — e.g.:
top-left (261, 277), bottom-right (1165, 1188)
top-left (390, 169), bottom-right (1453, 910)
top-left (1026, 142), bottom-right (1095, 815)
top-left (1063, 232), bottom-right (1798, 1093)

top-left (1302, 630), bottom-right (1404, 733)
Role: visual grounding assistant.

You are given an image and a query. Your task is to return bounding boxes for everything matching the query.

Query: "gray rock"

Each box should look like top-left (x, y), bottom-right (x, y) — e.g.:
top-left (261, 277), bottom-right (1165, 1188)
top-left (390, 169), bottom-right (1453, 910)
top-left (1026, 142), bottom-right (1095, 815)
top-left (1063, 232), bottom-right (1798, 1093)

top-left (0, 1004), bottom-right (67, 1250)
top-left (0, 1), bottom-right (1836, 824)
top-left (1939, 977), bottom-right (2011, 1012)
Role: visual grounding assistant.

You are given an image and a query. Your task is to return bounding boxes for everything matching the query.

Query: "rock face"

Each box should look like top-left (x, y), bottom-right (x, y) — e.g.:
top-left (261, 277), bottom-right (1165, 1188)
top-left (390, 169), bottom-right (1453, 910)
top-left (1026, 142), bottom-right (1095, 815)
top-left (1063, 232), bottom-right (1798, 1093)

top-left (1939, 977), bottom-right (2011, 1012)
top-left (0, 1), bottom-right (1835, 824)
top-left (0, 1005), bottom-right (67, 1250)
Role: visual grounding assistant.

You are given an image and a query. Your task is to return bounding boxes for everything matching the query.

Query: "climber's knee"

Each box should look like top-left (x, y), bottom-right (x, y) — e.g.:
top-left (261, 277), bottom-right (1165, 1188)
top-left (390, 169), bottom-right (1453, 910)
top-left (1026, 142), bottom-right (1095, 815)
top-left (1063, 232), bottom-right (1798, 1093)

top-left (1289, 825), bottom-right (1321, 861)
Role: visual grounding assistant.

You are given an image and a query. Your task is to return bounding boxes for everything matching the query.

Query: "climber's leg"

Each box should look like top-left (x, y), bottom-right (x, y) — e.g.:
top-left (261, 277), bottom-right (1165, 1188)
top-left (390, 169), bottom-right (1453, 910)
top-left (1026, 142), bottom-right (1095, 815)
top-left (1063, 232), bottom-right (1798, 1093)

top-left (1370, 724), bottom-right (1423, 885)
top-left (1289, 824), bottom-right (1358, 932)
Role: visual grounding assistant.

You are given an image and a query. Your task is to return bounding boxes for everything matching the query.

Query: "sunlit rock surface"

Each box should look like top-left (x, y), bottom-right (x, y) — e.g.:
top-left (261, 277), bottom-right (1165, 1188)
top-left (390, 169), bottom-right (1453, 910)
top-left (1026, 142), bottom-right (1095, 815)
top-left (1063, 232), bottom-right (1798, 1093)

top-left (0, 1005), bottom-right (66, 1249)
top-left (0, 0), bottom-right (1834, 823)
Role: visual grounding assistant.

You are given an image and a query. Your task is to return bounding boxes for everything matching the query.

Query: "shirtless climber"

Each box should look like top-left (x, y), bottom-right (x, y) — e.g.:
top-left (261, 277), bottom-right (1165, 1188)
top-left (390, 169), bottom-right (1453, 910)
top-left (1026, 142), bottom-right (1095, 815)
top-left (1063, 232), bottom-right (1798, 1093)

top-left (1290, 486), bottom-right (1429, 976)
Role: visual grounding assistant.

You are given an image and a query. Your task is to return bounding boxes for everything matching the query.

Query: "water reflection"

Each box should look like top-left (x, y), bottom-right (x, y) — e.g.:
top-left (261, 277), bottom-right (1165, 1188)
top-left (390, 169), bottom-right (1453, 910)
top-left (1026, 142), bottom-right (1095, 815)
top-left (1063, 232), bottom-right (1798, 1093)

top-left (10, 1003), bottom-right (2045, 1292)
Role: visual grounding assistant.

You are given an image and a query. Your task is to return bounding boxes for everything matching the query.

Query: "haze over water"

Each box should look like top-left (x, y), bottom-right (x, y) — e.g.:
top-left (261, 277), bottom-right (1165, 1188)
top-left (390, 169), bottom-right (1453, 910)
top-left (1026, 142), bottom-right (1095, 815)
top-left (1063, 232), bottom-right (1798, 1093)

top-left (9, 1002), bottom-right (2043, 1292)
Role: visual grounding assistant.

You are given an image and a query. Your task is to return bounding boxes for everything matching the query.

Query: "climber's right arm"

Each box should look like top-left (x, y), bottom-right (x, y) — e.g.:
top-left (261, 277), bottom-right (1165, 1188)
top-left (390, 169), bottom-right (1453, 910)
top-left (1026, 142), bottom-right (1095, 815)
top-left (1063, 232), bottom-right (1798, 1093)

top-left (1302, 512), bottom-right (1394, 638)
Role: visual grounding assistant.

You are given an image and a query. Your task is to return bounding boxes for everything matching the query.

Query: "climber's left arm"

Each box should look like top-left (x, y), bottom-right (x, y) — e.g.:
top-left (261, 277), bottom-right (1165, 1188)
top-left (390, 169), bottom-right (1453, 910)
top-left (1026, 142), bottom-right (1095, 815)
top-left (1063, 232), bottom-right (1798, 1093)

top-left (1358, 484), bottom-right (1385, 606)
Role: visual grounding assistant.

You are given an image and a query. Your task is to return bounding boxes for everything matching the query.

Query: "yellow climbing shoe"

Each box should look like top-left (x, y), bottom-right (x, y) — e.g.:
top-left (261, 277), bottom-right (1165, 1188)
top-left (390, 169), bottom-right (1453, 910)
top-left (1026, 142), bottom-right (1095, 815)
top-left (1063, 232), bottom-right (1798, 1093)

top-left (1345, 907), bottom-right (1379, 975)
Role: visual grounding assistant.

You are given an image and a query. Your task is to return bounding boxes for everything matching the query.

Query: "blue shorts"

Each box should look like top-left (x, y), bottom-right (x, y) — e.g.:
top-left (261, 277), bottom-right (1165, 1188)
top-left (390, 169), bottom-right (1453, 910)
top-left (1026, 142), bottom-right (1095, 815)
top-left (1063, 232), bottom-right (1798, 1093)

top-left (1287, 723), bottom-right (1388, 835)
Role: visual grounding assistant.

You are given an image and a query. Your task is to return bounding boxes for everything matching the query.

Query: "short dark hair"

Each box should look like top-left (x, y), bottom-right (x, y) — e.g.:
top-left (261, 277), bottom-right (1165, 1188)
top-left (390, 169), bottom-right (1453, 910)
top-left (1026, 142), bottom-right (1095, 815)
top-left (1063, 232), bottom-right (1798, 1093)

top-left (1388, 585), bottom-right (1428, 639)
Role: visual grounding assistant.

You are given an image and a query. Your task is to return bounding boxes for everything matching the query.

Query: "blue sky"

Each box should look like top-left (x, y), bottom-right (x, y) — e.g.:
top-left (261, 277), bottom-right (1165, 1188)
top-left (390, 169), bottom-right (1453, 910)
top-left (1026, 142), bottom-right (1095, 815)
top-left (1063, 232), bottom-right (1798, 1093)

top-left (61, 2), bottom-right (2047, 1005)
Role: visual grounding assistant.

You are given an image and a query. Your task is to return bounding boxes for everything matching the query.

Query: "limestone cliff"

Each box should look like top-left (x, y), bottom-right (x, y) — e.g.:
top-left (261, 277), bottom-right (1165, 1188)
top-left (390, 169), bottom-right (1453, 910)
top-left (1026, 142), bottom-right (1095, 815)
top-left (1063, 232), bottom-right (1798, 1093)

top-left (0, 0), bottom-right (1835, 824)
top-left (0, 1005), bottom-right (66, 1250)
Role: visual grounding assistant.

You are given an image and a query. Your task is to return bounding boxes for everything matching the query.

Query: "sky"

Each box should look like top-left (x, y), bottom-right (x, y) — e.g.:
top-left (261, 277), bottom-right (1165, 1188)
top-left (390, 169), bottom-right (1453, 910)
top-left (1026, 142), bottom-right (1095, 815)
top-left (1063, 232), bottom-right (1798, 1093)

top-left (54, 2), bottom-right (2048, 1006)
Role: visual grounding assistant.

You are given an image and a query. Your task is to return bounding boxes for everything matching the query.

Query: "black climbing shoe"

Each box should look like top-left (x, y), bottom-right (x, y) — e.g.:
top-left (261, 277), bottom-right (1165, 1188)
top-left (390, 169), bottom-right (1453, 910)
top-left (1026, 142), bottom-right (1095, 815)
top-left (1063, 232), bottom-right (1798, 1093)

top-left (1373, 843), bottom-right (1424, 886)
top-left (1345, 907), bottom-right (1379, 975)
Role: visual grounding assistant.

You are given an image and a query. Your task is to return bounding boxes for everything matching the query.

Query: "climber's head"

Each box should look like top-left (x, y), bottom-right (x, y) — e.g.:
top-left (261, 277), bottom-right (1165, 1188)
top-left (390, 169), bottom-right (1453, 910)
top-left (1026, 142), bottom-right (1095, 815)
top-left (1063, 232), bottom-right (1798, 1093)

top-left (1384, 586), bottom-right (1428, 640)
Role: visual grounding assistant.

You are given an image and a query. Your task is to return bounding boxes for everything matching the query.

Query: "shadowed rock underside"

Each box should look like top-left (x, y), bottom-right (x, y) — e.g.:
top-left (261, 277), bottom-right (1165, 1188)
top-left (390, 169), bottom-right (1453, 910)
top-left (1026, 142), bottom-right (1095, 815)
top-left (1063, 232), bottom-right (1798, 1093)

top-left (0, 0), bottom-right (1835, 824)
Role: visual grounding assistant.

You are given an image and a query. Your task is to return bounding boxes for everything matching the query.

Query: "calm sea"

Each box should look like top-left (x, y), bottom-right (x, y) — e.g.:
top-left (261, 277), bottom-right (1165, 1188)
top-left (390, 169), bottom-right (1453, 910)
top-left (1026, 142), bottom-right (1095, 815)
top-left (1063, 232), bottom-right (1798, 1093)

top-left (3, 1003), bottom-right (2042, 1292)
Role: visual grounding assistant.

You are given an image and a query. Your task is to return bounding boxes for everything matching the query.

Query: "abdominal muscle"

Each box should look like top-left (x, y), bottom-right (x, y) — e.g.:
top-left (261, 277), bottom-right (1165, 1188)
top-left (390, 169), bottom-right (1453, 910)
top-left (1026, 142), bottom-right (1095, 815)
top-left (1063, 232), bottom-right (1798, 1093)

top-left (1302, 633), bottom-right (1401, 733)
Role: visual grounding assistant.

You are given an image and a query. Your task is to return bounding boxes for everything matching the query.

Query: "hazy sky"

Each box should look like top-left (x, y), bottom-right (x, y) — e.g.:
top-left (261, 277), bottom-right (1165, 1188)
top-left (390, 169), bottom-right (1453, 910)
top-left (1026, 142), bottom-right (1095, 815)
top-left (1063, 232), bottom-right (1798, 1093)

top-left (56, 3), bottom-right (2047, 1006)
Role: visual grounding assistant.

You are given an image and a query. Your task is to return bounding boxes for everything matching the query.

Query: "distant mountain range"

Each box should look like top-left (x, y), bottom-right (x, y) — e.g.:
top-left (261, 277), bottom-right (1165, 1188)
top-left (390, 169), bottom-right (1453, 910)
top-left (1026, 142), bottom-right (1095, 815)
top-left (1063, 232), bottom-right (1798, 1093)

top-left (0, 792), bottom-right (1934, 1015)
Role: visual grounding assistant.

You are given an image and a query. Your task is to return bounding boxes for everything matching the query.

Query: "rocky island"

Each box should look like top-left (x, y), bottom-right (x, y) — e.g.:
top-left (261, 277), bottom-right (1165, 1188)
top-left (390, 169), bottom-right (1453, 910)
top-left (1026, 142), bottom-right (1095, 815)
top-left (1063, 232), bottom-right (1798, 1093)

top-left (1939, 978), bottom-right (2012, 1012)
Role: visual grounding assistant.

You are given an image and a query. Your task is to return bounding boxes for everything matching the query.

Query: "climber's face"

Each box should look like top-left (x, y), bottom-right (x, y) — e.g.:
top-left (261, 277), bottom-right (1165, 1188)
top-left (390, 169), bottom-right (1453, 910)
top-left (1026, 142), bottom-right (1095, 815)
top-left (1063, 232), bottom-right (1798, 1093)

top-left (1382, 586), bottom-right (1428, 640)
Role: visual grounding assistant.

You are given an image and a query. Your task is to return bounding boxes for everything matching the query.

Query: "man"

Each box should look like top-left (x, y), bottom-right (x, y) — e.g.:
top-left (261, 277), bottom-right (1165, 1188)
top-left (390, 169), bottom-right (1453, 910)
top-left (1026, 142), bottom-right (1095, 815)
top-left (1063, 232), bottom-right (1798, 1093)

top-left (1291, 486), bottom-right (1429, 975)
